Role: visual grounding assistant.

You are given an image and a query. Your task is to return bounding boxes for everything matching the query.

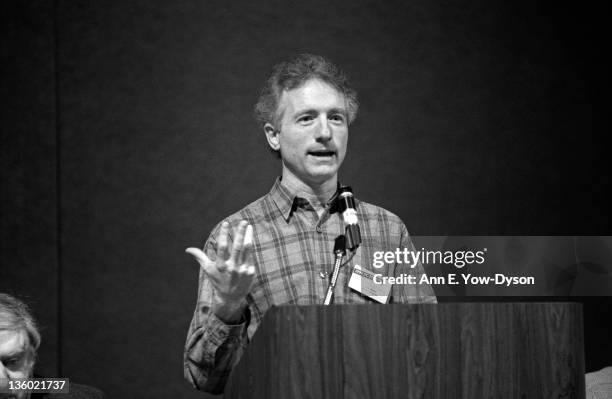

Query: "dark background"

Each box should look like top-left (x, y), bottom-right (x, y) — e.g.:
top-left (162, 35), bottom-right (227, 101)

top-left (1, 0), bottom-right (609, 397)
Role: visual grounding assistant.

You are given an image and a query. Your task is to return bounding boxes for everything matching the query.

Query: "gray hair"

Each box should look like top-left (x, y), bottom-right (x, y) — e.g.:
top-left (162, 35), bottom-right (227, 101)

top-left (254, 53), bottom-right (359, 128)
top-left (0, 293), bottom-right (41, 353)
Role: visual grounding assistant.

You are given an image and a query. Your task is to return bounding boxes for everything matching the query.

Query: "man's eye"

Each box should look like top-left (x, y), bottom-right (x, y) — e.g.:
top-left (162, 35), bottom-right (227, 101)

top-left (297, 115), bottom-right (314, 124)
top-left (4, 358), bottom-right (19, 367)
top-left (330, 114), bottom-right (345, 123)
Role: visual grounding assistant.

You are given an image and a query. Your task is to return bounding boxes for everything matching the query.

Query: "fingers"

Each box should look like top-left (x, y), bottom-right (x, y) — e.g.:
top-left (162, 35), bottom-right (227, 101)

top-left (244, 224), bottom-right (253, 247)
top-left (191, 219), bottom-right (255, 280)
top-left (245, 234), bottom-right (256, 274)
top-left (238, 224), bottom-right (253, 268)
top-left (238, 257), bottom-right (256, 276)
top-left (185, 247), bottom-right (215, 276)
top-left (230, 221), bottom-right (248, 266)
top-left (216, 221), bottom-right (231, 270)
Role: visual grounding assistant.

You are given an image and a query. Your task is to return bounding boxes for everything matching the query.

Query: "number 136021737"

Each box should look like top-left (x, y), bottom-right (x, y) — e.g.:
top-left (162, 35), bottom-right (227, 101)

top-left (0, 378), bottom-right (69, 393)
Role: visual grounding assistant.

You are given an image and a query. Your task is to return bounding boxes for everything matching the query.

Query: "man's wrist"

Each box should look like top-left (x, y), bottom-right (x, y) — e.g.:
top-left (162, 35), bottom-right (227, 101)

top-left (211, 292), bottom-right (247, 324)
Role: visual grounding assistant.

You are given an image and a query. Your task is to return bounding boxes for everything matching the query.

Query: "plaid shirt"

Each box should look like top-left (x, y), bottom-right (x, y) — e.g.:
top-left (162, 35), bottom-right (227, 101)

top-left (184, 178), bottom-right (437, 393)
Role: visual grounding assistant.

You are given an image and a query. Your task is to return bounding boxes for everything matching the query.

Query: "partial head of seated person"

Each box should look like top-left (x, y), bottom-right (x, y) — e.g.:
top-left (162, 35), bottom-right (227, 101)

top-left (184, 54), bottom-right (437, 394)
top-left (1, 293), bottom-right (41, 399)
top-left (0, 293), bottom-right (105, 399)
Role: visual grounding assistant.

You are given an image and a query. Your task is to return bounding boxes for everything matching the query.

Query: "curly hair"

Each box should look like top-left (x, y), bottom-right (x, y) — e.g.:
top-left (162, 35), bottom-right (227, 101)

top-left (254, 54), bottom-right (359, 128)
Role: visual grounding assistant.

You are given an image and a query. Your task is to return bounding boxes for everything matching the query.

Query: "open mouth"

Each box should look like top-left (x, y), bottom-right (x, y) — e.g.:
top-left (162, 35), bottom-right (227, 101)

top-left (308, 150), bottom-right (336, 157)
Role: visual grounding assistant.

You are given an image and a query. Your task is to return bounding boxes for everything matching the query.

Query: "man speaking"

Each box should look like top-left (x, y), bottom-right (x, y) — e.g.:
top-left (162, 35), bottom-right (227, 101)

top-left (184, 54), bottom-right (436, 394)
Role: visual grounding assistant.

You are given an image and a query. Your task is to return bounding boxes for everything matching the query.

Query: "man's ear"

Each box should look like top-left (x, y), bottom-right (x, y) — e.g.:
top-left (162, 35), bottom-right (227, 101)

top-left (264, 123), bottom-right (280, 151)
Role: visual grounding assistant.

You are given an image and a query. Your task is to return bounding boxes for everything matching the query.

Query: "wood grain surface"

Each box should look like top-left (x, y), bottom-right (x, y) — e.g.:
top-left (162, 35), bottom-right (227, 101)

top-left (225, 303), bottom-right (584, 399)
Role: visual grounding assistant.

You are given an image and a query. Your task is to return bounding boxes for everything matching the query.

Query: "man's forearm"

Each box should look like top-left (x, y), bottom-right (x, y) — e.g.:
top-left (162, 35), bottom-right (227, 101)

top-left (184, 306), bottom-right (249, 394)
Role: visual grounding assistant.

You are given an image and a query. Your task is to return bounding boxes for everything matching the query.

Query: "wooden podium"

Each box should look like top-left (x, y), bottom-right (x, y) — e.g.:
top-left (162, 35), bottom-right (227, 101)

top-left (224, 303), bottom-right (584, 398)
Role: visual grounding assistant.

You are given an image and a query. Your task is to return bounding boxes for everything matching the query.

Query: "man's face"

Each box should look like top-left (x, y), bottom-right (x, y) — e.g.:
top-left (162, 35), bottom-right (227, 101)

top-left (0, 330), bottom-right (33, 399)
top-left (268, 79), bottom-right (349, 186)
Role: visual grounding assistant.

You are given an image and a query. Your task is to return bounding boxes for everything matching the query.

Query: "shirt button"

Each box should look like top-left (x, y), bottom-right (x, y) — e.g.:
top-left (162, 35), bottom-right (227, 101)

top-left (316, 225), bottom-right (322, 233)
top-left (319, 272), bottom-right (328, 279)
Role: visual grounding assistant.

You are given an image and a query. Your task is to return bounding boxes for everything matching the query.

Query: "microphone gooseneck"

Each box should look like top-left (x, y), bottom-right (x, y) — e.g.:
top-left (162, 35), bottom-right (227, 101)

top-left (323, 185), bottom-right (362, 305)
top-left (323, 235), bottom-right (347, 305)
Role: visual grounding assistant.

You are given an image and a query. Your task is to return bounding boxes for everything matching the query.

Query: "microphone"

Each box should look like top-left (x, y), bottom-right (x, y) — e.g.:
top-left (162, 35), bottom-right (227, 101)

top-left (323, 235), bottom-right (347, 305)
top-left (331, 186), bottom-right (362, 251)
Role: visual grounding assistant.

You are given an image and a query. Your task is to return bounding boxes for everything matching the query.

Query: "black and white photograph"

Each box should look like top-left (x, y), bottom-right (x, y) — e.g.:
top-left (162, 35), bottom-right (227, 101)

top-left (1, 1), bottom-right (610, 398)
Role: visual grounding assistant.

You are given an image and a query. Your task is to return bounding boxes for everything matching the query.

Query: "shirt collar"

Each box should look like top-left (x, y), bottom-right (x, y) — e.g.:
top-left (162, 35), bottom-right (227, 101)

top-left (269, 177), bottom-right (297, 222)
top-left (269, 177), bottom-right (359, 222)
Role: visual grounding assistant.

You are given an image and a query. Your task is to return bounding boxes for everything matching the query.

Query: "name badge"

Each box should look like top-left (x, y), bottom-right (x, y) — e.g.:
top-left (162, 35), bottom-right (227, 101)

top-left (348, 264), bottom-right (391, 304)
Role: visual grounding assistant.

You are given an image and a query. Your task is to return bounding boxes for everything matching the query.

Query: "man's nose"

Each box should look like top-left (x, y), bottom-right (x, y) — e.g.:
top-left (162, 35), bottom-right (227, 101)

top-left (315, 116), bottom-right (332, 141)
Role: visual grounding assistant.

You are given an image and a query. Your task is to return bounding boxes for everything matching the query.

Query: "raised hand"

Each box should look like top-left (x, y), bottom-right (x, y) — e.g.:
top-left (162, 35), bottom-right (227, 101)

top-left (186, 220), bottom-right (255, 322)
